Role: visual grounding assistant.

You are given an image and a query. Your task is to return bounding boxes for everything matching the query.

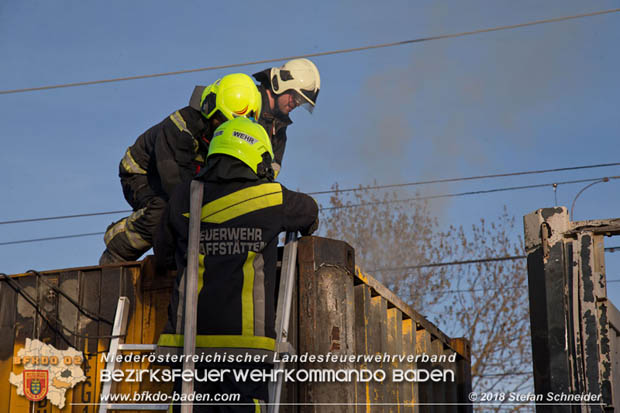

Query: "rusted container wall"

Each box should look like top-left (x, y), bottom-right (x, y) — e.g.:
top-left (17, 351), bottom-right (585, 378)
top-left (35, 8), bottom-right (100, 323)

top-left (0, 259), bottom-right (175, 413)
top-left (0, 236), bottom-right (471, 412)
top-left (296, 236), bottom-right (472, 413)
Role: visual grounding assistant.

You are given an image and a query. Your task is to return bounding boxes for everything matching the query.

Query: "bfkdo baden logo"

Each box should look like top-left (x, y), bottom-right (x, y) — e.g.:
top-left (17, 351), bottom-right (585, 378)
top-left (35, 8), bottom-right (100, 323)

top-left (9, 338), bottom-right (87, 409)
top-left (23, 370), bottom-right (49, 402)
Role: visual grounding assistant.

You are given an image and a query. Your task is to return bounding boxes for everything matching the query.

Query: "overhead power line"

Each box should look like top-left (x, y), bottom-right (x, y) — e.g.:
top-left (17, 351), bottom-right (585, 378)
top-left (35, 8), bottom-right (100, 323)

top-left (2, 165), bottom-right (619, 226)
top-left (311, 162), bottom-right (620, 195)
top-left (424, 279), bottom-right (620, 295)
top-left (0, 175), bottom-right (618, 246)
top-left (0, 210), bottom-right (132, 225)
top-left (475, 372), bottom-right (531, 378)
top-left (320, 176), bottom-right (620, 211)
top-left (370, 255), bottom-right (527, 272)
top-left (1, 8), bottom-right (618, 95)
top-left (0, 232), bottom-right (104, 246)
top-left (3, 229), bottom-right (620, 289)
top-left (370, 248), bottom-right (620, 272)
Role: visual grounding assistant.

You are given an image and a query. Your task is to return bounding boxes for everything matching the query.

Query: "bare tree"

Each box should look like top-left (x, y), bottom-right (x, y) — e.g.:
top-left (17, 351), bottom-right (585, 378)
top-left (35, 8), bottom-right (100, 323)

top-left (319, 186), bottom-right (532, 412)
top-left (441, 208), bottom-right (532, 412)
top-left (321, 183), bottom-right (453, 312)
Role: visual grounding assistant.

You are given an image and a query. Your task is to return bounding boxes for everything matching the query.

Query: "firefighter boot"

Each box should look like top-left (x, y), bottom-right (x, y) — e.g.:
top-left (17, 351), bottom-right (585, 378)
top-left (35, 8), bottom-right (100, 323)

top-left (99, 248), bottom-right (125, 265)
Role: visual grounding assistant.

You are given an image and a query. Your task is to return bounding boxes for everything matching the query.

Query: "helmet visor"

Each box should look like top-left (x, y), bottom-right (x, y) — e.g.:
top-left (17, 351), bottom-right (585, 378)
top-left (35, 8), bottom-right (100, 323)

top-left (231, 109), bottom-right (260, 120)
top-left (294, 89), bottom-right (318, 114)
top-left (299, 88), bottom-right (319, 113)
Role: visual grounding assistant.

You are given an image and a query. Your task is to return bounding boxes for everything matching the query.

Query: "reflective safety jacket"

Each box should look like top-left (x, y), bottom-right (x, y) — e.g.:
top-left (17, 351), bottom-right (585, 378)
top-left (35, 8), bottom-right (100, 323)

top-left (154, 158), bottom-right (318, 358)
top-left (119, 106), bottom-right (213, 199)
top-left (257, 85), bottom-right (292, 173)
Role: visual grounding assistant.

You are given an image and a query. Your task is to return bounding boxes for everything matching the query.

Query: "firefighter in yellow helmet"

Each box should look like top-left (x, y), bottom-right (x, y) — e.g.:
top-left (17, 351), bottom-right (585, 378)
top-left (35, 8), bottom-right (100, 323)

top-left (154, 116), bottom-right (318, 411)
top-left (253, 58), bottom-right (320, 177)
top-left (99, 73), bottom-right (262, 264)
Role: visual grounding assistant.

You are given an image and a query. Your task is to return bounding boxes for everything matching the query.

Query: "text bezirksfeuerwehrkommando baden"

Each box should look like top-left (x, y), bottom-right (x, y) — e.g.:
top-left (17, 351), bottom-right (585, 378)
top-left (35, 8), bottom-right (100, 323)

top-left (101, 367), bottom-right (454, 384)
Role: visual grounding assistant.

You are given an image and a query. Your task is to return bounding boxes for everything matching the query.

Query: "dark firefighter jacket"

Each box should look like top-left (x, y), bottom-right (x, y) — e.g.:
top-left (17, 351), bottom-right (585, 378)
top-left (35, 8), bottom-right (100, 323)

top-left (154, 156), bottom-right (318, 358)
top-left (119, 106), bottom-right (213, 199)
top-left (256, 85), bottom-right (292, 172)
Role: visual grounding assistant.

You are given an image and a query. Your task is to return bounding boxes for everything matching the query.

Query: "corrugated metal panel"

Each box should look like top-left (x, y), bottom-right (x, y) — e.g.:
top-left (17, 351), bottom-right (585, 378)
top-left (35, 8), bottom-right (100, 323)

top-left (0, 262), bottom-right (174, 413)
top-left (295, 236), bottom-right (471, 413)
top-left (0, 236), bottom-right (471, 412)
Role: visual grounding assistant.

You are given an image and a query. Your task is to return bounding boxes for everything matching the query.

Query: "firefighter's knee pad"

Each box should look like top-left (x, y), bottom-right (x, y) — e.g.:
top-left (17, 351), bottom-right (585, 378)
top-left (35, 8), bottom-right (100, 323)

top-left (104, 209), bottom-right (151, 252)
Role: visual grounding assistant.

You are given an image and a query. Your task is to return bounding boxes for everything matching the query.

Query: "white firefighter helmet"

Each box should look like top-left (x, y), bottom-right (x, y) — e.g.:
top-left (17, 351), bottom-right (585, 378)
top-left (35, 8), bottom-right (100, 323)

top-left (269, 58), bottom-right (320, 113)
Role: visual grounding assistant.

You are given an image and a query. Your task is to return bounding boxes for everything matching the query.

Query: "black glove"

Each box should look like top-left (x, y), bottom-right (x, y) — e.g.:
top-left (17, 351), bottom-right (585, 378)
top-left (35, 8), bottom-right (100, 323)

top-left (301, 217), bottom-right (319, 236)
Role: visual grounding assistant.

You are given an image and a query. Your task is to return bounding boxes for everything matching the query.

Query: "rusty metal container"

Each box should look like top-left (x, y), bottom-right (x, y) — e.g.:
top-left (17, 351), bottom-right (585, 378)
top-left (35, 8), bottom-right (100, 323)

top-left (0, 236), bottom-right (471, 412)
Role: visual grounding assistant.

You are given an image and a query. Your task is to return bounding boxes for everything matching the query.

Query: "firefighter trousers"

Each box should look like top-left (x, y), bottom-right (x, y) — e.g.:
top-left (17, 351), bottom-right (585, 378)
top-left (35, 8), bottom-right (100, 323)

top-left (100, 175), bottom-right (167, 264)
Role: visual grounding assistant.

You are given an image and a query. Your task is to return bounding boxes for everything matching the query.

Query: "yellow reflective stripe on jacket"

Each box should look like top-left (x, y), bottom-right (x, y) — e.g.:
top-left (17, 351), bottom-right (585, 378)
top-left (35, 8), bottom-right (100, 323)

top-left (182, 183), bottom-right (283, 223)
top-left (242, 252), bottom-right (256, 337)
top-left (201, 183), bottom-right (282, 223)
top-left (198, 253), bottom-right (205, 295)
top-left (169, 110), bottom-right (192, 136)
top-left (157, 334), bottom-right (275, 351)
top-left (121, 148), bottom-right (147, 175)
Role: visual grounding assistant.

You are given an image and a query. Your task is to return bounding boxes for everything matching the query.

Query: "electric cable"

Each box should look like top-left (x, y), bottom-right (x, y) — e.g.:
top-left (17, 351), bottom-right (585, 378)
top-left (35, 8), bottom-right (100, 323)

top-left (570, 178), bottom-right (610, 220)
top-left (27, 270), bottom-right (114, 325)
top-left (369, 248), bottom-right (620, 272)
top-left (309, 162), bottom-right (620, 196)
top-left (320, 176), bottom-right (620, 212)
top-left (1, 8), bottom-right (618, 95)
top-left (0, 273), bottom-right (122, 339)
top-left (475, 372), bottom-right (531, 377)
top-left (0, 232), bottom-right (104, 246)
top-left (369, 255), bottom-right (526, 272)
top-left (432, 287), bottom-right (498, 295)
top-left (0, 210), bottom-right (132, 225)
top-left (2, 167), bottom-right (619, 227)
top-left (0, 273), bottom-right (125, 356)
top-left (418, 279), bottom-right (620, 295)
top-left (0, 272), bottom-right (74, 348)
top-left (3, 175), bottom-right (620, 245)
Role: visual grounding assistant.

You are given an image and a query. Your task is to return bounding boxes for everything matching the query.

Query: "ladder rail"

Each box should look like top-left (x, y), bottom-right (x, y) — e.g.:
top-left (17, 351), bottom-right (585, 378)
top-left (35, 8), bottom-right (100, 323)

top-left (180, 179), bottom-right (204, 413)
top-left (99, 297), bottom-right (169, 411)
top-left (99, 297), bottom-right (130, 413)
top-left (268, 231), bottom-right (299, 413)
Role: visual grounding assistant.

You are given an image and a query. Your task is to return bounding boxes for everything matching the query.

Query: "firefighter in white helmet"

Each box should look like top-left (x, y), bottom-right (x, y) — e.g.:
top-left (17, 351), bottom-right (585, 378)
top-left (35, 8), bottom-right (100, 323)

top-left (252, 58), bottom-right (320, 177)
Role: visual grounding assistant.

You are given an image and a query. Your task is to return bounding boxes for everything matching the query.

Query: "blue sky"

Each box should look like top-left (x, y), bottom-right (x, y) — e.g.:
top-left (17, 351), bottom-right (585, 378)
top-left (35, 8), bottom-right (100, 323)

top-left (1, 1), bottom-right (620, 306)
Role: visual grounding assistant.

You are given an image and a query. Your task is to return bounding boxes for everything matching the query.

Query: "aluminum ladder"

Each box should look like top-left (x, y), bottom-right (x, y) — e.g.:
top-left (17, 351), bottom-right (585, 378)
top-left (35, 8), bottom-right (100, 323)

top-left (99, 296), bottom-right (168, 412)
top-left (267, 231), bottom-right (299, 413)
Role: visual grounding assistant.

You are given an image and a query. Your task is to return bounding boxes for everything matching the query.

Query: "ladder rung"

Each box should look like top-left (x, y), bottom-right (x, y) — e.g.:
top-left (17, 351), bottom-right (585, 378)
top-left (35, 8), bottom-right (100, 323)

top-left (118, 344), bottom-right (158, 351)
top-left (101, 404), bottom-right (169, 410)
top-left (275, 342), bottom-right (296, 356)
